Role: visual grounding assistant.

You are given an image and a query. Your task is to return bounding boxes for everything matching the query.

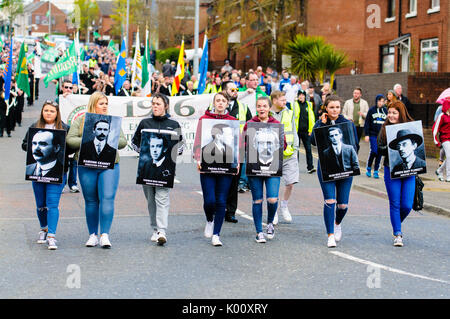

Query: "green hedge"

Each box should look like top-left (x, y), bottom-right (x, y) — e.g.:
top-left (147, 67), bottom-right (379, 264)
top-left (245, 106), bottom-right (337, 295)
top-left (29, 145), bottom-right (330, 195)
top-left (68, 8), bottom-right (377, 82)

top-left (156, 47), bottom-right (180, 64)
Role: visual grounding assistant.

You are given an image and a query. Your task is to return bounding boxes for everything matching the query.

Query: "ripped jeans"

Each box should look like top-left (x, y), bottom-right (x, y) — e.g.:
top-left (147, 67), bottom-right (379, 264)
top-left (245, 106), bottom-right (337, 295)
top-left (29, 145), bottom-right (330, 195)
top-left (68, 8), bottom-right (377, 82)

top-left (318, 164), bottom-right (353, 234)
top-left (248, 176), bottom-right (281, 233)
top-left (32, 174), bottom-right (67, 237)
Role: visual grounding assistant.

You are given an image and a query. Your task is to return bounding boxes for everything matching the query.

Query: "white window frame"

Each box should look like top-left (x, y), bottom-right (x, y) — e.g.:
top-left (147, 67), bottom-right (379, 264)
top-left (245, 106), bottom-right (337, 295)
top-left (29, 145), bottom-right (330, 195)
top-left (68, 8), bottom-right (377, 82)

top-left (428, 0), bottom-right (440, 14)
top-left (405, 0), bottom-right (417, 18)
top-left (420, 38), bottom-right (439, 72)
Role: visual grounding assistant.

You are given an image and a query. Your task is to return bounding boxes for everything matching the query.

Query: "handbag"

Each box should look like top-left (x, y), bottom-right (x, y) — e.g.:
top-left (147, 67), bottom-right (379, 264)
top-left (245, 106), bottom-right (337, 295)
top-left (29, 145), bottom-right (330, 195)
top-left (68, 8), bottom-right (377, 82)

top-left (413, 175), bottom-right (424, 211)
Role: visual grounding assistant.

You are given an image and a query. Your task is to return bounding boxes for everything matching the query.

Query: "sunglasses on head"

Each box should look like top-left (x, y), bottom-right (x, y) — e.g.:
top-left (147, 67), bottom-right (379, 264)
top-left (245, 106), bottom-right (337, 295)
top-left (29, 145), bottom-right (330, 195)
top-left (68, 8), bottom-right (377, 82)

top-left (44, 100), bottom-right (58, 107)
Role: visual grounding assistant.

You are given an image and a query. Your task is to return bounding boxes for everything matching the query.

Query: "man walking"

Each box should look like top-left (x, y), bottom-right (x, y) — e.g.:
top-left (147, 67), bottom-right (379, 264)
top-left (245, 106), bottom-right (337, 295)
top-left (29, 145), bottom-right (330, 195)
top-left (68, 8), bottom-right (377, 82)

top-left (342, 87), bottom-right (369, 145)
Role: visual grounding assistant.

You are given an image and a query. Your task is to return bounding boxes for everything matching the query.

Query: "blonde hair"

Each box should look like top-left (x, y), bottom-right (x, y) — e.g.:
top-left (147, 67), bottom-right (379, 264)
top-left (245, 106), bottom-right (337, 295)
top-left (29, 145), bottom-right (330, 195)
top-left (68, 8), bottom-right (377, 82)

top-left (79, 92), bottom-right (109, 134)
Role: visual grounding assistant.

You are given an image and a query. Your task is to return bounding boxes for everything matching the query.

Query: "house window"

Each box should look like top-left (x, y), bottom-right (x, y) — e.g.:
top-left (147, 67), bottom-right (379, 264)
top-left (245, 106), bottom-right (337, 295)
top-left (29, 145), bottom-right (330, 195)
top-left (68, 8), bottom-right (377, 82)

top-left (428, 0), bottom-right (440, 13)
top-left (381, 45), bottom-right (395, 73)
top-left (35, 15), bottom-right (40, 24)
top-left (385, 0), bottom-right (396, 22)
top-left (420, 38), bottom-right (438, 72)
top-left (405, 0), bottom-right (417, 18)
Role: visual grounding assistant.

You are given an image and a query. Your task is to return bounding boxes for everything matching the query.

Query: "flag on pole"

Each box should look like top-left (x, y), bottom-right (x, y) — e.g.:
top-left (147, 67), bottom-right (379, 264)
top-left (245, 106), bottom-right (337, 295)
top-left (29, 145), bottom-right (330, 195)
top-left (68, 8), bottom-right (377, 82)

top-left (114, 38), bottom-right (127, 95)
top-left (16, 42), bottom-right (30, 96)
top-left (171, 39), bottom-right (185, 96)
top-left (2, 39), bottom-right (13, 102)
top-left (0, 37), bottom-right (4, 51)
top-left (93, 31), bottom-right (100, 39)
top-left (43, 41), bottom-right (78, 87)
top-left (198, 34), bottom-right (208, 94)
top-left (141, 28), bottom-right (152, 97)
top-left (107, 40), bottom-right (119, 56)
top-left (131, 30), bottom-right (142, 90)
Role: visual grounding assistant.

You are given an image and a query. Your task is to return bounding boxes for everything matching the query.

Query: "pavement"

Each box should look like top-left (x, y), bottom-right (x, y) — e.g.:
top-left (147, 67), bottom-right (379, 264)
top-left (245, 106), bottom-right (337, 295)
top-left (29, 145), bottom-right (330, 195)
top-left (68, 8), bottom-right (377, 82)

top-left (1, 82), bottom-right (449, 299)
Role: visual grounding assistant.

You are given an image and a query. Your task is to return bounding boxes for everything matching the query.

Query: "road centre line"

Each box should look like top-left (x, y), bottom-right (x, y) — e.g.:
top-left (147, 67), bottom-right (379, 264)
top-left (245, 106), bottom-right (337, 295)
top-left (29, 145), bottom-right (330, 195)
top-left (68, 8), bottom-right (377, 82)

top-left (330, 251), bottom-right (450, 285)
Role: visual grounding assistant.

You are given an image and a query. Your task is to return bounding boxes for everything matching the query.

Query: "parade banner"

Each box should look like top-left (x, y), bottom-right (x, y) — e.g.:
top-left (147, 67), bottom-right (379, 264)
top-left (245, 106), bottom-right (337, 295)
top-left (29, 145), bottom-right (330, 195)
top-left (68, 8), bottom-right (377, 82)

top-left (59, 92), bottom-right (257, 160)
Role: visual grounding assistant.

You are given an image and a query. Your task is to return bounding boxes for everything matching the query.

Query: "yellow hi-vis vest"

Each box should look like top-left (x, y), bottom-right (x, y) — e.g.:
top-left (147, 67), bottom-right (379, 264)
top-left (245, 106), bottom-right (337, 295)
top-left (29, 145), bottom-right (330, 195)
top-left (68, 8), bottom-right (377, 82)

top-left (208, 101), bottom-right (248, 132)
top-left (293, 101), bottom-right (316, 133)
top-left (280, 108), bottom-right (295, 158)
top-left (204, 83), bottom-right (222, 94)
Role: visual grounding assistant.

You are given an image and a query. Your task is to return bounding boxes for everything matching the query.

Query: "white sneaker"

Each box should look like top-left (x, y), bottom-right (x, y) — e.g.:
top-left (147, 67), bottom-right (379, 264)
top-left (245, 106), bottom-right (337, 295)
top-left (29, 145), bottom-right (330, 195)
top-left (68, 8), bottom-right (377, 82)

top-left (273, 213), bottom-right (279, 225)
top-left (47, 237), bottom-right (58, 250)
top-left (204, 221), bottom-right (214, 238)
top-left (100, 234), bottom-right (111, 248)
top-left (281, 206), bottom-right (292, 223)
top-left (150, 231), bottom-right (158, 242)
top-left (69, 185), bottom-right (80, 193)
top-left (37, 230), bottom-right (48, 244)
top-left (334, 223), bottom-right (342, 242)
top-left (327, 235), bottom-right (337, 248)
top-left (211, 235), bottom-right (222, 246)
top-left (157, 232), bottom-right (167, 246)
top-left (255, 232), bottom-right (266, 243)
top-left (266, 223), bottom-right (275, 240)
top-left (85, 234), bottom-right (99, 247)
top-left (393, 235), bottom-right (403, 247)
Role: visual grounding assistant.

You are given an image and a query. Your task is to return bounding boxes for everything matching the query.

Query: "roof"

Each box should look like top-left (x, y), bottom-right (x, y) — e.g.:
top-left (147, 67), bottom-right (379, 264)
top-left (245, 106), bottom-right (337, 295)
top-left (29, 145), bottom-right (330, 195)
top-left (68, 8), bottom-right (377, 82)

top-left (97, 0), bottom-right (113, 16)
top-left (24, 1), bottom-right (46, 13)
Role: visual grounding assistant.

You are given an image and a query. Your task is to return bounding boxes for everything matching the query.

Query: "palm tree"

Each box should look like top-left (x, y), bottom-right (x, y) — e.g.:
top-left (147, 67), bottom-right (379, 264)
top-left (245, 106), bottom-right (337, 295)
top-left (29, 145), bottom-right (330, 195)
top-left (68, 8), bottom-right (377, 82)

top-left (284, 34), bottom-right (326, 82)
top-left (326, 49), bottom-right (351, 88)
top-left (304, 44), bottom-right (334, 85)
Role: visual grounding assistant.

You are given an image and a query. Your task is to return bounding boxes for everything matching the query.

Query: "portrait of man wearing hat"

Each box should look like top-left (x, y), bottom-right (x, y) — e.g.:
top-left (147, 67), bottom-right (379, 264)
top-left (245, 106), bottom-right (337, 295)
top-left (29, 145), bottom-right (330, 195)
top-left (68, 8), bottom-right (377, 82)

top-left (389, 128), bottom-right (426, 175)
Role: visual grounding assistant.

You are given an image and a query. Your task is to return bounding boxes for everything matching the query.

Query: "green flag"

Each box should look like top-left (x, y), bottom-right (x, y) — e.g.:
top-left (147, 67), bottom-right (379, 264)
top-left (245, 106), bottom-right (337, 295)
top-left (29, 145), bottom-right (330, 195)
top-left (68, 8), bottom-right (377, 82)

top-left (93, 31), bottom-right (100, 39)
top-left (0, 37), bottom-right (4, 51)
top-left (44, 41), bottom-right (78, 87)
top-left (46, 10), bottom-right (50, 17)
top-left (41, 46), bottom-right (59, 63)
top-left (16, 42), bottom-right (30, 96)
top-left (107, 40), bottom-right (119, 56)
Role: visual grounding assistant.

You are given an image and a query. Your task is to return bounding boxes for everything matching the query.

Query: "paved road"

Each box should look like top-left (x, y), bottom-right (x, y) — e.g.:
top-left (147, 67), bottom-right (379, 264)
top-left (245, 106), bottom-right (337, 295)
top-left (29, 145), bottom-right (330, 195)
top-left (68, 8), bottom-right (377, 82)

top-left (0, 83), bottom-right (449, 299)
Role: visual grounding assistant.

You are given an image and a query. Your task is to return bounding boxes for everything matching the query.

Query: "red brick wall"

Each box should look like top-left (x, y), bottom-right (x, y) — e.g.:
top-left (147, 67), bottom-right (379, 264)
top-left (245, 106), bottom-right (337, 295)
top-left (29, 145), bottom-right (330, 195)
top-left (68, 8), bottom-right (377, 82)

top-left (407, 72), bottom-right (450, 104)
top-left (33, 3), bottom-right (67, 34)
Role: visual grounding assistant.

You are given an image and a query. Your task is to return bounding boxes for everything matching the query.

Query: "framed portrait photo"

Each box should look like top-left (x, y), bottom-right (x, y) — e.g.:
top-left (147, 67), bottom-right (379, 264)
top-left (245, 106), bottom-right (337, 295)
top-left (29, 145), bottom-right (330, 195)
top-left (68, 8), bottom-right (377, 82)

top-left (136, 129), bottom-right (180, 188)
top-left (314, 121), bottom-right (360, 182)
top-left (386, 120), bottom-right (427, 179)
top-left (25, 127), bottom-right (66, 184)
top-left (200, 119), bottom-right (240, 174)
top-left (245, 122), bottom-right (284, 177)
top-left (78, 113), bottom-right (122, 169)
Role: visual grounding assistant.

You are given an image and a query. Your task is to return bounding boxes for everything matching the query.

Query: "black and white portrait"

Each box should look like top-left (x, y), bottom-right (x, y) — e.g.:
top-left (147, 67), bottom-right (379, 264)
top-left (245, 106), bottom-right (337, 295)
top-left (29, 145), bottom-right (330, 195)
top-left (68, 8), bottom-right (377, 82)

top-left (314, 122), bottom-right (360, 182)
top-left (246, 122), bottom-right (283, 177)
top-left (136, 130), bottom-right (178, 188)
top-left (25, 128), bottom-right (66, 184)
top-left (200, 119), bottom-right (240, 174)
top-left (387, 120), bottom-right (427, 179)
top-left (78, 113), bottom-right (122, 169)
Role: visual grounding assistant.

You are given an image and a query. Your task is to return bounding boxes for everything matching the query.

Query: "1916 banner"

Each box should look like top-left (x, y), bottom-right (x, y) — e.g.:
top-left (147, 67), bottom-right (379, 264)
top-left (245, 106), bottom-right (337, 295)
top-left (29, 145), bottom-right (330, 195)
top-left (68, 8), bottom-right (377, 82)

top-left (59, 92), bottom-right (257, 159)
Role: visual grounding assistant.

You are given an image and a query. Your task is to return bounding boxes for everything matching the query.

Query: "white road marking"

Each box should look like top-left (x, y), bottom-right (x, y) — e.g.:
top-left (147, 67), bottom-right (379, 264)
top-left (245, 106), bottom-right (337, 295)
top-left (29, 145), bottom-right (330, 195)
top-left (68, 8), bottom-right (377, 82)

top-left (330, 251), bottom-right (450, 285)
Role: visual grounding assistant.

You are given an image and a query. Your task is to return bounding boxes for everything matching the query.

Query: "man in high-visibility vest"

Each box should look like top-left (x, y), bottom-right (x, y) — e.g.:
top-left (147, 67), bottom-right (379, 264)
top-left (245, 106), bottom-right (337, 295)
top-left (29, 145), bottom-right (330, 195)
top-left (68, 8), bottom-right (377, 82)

top-left (222, 80), bottom-right (253, 223)
top-left (203, 76), bottom-right (222, 94)
top-left (293, 89), bottom-right (316, 174)
top-left (270, 90), bottom-right (299, 224)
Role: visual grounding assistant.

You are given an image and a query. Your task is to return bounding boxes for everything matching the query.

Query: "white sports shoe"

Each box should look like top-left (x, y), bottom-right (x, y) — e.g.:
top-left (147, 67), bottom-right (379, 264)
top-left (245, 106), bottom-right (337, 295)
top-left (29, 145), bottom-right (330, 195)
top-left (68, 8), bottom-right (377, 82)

top-left (273, 213), bottom-right (279, 225)
top-left (85, 234), bottom-right (99, 247)
top-left (327, 235), bottom-right (337, 248)
top-left (47, 237), bottom-right (58, 250)
top-left (211, 235), bottom-right (222, 246)
top-left (150, 231), bottom-right (158, 242)
top-left (157, 232), bottom-right (167, 246)
top-left (334, 223), bottom-right (342, 242)
top-left (393, 235), bottom-right (404, 247)
top-left (255, 232), bottom-right (266, 243)
top-left (281, 206), bottom-right (292, 222)
top-left (37, 230), bottom-right (48, 244)
top-left (100, 234), bottom-right (111, 248)
top-left (204, 221), bottom-right (214, 238)
top-left (266, 223), bottom-right (275, 240)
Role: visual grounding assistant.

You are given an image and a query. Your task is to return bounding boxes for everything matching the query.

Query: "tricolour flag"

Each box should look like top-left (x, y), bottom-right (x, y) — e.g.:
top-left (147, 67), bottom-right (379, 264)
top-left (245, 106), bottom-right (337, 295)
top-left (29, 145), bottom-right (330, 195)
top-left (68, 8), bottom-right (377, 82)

top-left (114, 38), bottom-right (127, 95)
top-left (171, 39), bottom-right (185, 96)
top-left (141, 28), bottom-right (151, 97)
top-left (131, 30), bottom-right (142, 90)
top-left (198, 34), bottom-right (208, 94)
top-left (16, 42), bottom-right (30, 96)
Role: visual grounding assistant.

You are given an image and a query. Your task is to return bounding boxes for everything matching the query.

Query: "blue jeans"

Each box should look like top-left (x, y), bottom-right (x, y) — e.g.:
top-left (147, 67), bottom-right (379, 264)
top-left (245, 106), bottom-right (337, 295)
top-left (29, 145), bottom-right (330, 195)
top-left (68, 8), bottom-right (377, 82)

top-left (248, 176), bottom-right (280, 233)
top-left (67, 158), bottom-right (78, 188)
top-left (367, 135), bottom-right (382, 171)
top-left (78, 164), bottom-right (120, 235)
top-left (318, 162), bottom-right (353, 234)
top-left (32, 174), bottom-right (67, 237)
top-left (200, 173), bottom-right (233, 235)
top-left (239, 160), bottom-right (249, 187)
top-left (383, 166), bottom-right (415, 236)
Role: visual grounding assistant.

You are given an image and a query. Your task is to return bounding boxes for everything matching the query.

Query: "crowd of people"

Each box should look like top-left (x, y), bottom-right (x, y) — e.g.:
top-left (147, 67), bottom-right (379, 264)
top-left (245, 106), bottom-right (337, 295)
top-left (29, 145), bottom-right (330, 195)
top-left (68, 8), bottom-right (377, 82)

top-left (1, 40), bottom-right (448, 251)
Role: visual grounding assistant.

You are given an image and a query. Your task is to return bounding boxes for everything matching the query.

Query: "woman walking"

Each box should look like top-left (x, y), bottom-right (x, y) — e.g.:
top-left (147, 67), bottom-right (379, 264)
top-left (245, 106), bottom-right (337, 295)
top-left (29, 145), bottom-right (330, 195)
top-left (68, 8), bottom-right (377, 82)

top-left (243, 96), bottom-right (285, 243)
top-left (193, 92), bottom-right (238, 246)
top-left (433, 100), bottom-right (450, 182)
top-left (311, 95), bottom-right (359, 248)
top-left (131, 93), bottom-right (184, 246)
top-left (377, 101), bottom-right (415, 247)
top-left (67, 92), bottom-right (127, 248)
top-left (22, 100), bottom-right (73, 250)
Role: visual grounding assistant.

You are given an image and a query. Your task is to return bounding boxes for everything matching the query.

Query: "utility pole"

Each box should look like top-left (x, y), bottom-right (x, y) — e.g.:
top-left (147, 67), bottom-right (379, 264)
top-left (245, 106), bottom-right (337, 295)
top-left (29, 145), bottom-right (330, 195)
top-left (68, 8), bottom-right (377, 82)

top-left (126, 0), bottom-right (130, 54)
top-left (193, 0), bottom-right (199, 77)
top-left (48, 0), bottom-right (51, 35)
